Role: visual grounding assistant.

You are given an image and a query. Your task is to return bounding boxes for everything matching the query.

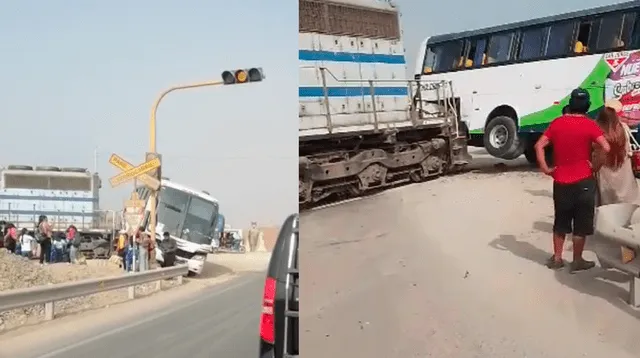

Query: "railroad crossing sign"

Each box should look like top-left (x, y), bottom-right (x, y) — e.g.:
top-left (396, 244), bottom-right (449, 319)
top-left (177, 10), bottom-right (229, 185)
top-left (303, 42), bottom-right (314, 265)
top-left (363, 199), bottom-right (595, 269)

top-left (108, 154), bottom-right (161, 190)
top-left (123, 192), bottom-right (146, 232)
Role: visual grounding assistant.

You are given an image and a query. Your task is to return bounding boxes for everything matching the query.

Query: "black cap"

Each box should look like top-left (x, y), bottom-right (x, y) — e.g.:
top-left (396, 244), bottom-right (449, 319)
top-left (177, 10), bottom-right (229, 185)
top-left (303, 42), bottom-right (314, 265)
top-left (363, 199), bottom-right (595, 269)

top-left (570, 88), bottom-right (590, 102)
top-left (568, 88), bottom-right (591, 114)
top-left (163, 231), bottom-right (170, 237)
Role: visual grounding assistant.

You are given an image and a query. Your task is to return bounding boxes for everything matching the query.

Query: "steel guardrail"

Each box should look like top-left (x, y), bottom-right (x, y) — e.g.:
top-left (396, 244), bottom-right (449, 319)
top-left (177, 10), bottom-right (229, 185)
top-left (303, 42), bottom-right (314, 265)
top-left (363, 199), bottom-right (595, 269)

top-left (0, 264), bottom-right (188, 320)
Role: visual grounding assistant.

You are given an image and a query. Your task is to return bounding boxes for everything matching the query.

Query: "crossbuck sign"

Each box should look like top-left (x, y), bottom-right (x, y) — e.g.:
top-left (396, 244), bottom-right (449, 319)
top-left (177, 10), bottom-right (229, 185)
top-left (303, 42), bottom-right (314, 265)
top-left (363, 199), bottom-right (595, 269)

top-left (108, 154), bottom-right (161, 190)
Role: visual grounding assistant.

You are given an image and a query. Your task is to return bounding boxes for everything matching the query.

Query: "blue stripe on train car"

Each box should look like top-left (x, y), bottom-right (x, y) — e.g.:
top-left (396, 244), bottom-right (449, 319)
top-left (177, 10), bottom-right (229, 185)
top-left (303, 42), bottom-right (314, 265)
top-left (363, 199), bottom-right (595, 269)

top-left (299, 50), bottom-right (406, 64)
top-left (299, 86), bottom-right (408, 97)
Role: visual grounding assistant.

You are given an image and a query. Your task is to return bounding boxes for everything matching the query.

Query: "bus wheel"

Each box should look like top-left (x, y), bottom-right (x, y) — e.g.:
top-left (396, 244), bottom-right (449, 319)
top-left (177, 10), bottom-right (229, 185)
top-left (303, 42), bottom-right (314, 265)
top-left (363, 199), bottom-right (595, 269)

top-left (524, 146), bottom-right (537, 165)
top-left (524, 145), bottom-right (553, 166)
top-left (483, 115), bottom-right (521, 159)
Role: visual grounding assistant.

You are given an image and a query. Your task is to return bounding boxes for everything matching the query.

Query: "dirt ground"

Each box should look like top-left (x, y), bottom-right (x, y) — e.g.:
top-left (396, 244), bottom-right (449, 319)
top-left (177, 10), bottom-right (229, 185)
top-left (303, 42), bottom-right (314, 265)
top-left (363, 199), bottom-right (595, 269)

top-left (301, 149), bottom-right (640, 358)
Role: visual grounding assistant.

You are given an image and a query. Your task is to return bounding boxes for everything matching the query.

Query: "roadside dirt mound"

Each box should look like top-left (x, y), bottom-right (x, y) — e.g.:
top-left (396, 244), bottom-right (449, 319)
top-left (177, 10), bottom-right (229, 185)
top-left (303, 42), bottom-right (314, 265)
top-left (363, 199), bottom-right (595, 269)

top-left (0, 249), bottom-right (54, 291)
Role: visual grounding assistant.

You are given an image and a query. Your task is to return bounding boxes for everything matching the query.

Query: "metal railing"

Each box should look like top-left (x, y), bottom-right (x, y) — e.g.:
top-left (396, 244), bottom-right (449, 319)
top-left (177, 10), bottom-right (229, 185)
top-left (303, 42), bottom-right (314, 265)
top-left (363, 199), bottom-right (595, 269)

top-left (299, 66), bottom-right (459, 134)
top-left (0, 264), bottom-right (188, 321)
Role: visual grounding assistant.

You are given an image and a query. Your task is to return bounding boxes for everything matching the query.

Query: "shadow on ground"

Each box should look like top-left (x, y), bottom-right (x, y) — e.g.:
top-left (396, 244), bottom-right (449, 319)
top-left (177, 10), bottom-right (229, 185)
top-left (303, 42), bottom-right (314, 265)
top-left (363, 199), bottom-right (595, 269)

top-left (532, 221), bottom-right (554, 234)
top-left (489, 234), bottom-right (640, 320)
top-left (460, 155), bottom-right (537, 175)
top-left (524, 189), bottom-right (552, 198)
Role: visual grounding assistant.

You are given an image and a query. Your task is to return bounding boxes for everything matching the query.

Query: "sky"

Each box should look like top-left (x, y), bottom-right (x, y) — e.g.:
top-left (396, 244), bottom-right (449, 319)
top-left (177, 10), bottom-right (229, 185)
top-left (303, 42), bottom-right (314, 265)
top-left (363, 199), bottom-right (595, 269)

top-left (0, 0), bottom-right (297, 227)
top-left (396, 0), bottom-right (630, 76)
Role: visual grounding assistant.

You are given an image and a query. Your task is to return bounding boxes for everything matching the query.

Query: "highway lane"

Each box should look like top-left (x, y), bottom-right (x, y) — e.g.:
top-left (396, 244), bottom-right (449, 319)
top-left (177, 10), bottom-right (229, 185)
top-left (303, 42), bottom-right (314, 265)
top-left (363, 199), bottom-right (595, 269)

top-left (17, 272), bottom-right (265, 358)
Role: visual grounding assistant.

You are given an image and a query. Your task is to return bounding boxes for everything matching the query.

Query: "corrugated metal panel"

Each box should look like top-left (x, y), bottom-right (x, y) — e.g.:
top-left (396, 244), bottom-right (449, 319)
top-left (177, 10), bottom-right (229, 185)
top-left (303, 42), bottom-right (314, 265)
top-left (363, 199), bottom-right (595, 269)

top-left (300, 0), bottom-right (400, 40)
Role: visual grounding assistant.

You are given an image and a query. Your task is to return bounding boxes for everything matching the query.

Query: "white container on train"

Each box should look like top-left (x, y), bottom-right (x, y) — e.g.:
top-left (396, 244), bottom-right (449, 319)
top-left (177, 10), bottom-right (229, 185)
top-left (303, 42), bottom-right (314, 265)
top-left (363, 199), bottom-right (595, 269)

top-left (299, 0), bottom-right (422, 139)
top-left (0, 165), bottom-right (100, 230)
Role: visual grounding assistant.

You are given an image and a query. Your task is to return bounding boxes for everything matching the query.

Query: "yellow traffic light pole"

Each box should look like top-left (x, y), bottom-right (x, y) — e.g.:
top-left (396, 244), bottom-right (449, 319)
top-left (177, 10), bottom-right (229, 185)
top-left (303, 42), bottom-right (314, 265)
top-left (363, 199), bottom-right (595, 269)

top-left (149, 80), bottom-right (224, 152)
top-left (147, 67), bottom-right (263, 266)
top-left (148, 80), bottom-right (223, 264)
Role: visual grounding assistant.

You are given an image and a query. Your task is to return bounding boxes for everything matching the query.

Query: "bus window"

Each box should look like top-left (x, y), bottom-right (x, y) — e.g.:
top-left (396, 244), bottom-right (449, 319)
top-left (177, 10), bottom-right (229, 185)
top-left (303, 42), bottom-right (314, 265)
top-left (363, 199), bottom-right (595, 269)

top-left (546, 22), bottom-right (575, 57)
top-left (486, 32), bottom-right (514, 64)
top-left (631, 12), bottom-right (640, 49)
top-left (518, 27), bottom-right (547, 60)
top-left (423, 46), bottom-right (436, 74)
top-left (621, 12), bottom-right (637, 47)
top-left (596, 13), bottom-right (624, 51)
top-left (432, 41), bottom-right (464, 72)
top-left (575, 20), bottom-right (596, 53)
top-left (466, 38), bottom-right (487, 68)
top-left (474, 38), bottom-right (487, 66)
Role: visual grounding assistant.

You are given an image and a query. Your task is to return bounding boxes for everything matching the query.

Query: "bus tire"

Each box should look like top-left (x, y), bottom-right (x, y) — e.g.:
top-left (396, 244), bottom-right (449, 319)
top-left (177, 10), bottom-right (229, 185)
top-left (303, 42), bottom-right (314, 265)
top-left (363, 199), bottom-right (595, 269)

top-left (524, 145), bottom-right (554, 166)
top-left (483, 115), bottom-right (521, 159)
top-left (524, 146), bottom-right (537, 165)
top-left (502, 139), bottom-right (526, 160)
top-left (545, 146), bottom-right (554, 167)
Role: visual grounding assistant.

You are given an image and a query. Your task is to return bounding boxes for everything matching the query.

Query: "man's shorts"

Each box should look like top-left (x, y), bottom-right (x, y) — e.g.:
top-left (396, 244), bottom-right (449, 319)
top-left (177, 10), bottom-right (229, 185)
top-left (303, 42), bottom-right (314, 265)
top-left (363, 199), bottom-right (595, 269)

top-left (552, 177), bottom-right (597, 237)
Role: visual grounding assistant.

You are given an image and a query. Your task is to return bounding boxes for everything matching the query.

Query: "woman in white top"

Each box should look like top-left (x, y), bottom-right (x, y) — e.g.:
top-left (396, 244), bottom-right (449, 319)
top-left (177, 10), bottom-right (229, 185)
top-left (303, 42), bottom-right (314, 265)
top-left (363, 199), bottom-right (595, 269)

top-left (592, 101), bottom-right (640, 205)
top-left (19, 228), bottom-right (34, 258)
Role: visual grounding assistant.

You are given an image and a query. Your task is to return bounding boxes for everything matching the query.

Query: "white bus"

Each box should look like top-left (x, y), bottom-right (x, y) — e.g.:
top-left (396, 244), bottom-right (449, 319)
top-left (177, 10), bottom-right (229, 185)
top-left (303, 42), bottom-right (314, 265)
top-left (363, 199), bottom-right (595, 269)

top-left (134, 179), bottom-right (219, 275)
top-left (415, 1), bottom-right (640, 162)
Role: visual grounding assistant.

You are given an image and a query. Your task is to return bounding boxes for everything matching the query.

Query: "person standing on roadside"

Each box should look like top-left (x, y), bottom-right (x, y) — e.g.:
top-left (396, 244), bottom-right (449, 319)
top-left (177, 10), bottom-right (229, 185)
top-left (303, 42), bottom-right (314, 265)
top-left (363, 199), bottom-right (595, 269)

top-left (3, 224), bottom-right (17, 254)
top-left (117, 231), bottom-right (128, 271)
top-left (37, 215), bottom-right (52, 265)
top-left (124, 235), bottom-right (136, 272)
top-left (534, 88), bottom-right (611, 272)
top-left (67, 225), bottom-right (82, 264)
top-left (137, 229), bottom-right (150, 271)
top-left (247, 222), bottom-right (260, 252)
top-left (19, 228), bottom-right (33, 259)
top-left (159, 231), bottom-right (177, 267)
top-left (592, 102), bottom-right (640, 205)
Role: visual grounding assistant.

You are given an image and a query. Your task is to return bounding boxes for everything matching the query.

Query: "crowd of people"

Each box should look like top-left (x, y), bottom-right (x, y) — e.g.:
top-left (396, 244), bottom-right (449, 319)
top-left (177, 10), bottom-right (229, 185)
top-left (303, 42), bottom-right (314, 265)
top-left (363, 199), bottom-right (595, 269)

top-left (534, 89), bottom-right (640, 272)
top-left (1, 216), bottom-right (181, 273)
top-left (1, 215), bottom-right (83, 265)
top-left (114, 227), bottom-right (178, 272)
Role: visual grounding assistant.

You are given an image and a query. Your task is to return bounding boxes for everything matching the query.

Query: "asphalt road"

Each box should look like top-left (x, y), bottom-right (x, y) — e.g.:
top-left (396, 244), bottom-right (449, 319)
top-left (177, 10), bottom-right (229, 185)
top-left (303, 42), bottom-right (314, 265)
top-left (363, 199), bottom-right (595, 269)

top-left (19, 272), bottom-right (264, 358)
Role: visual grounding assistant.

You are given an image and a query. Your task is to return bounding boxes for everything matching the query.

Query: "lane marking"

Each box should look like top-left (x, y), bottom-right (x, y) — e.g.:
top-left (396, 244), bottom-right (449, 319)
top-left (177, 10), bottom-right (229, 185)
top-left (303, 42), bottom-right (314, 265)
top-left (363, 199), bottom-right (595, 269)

top-left (34, 275), bottom-right (260, 358)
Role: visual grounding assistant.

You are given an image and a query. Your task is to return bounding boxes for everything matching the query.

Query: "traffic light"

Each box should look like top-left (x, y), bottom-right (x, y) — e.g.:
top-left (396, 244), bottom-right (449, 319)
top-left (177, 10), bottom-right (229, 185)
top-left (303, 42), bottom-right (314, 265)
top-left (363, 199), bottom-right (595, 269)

top-left (221, 67), bottom-right (265, 85)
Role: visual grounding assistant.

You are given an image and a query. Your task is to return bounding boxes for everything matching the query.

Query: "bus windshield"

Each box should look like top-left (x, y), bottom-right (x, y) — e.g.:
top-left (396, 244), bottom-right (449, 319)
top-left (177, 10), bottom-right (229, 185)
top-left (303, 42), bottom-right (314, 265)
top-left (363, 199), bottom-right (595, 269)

top-left (156, 186), bottom-right (218, 245)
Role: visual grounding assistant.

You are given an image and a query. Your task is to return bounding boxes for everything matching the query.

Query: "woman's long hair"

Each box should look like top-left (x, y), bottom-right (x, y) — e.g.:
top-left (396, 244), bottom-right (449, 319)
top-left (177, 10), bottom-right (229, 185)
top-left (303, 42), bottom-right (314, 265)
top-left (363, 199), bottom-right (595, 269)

top-left (596, 107), bottom-right (627, 169)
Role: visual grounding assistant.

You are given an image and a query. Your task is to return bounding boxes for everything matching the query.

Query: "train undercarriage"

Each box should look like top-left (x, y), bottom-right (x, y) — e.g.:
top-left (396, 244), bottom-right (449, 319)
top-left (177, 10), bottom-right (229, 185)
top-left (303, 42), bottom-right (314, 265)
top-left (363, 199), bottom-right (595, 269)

top-left (299, 124), bottom-right (470, 208)
top-left (298, 75), bottom-right (471, 209)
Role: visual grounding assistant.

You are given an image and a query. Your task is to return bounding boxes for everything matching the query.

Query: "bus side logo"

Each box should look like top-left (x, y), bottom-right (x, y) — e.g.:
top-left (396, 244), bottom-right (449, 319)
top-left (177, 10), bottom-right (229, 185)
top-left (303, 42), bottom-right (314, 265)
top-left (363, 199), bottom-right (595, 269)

top-left (604, 51), bottom-right (631, 72)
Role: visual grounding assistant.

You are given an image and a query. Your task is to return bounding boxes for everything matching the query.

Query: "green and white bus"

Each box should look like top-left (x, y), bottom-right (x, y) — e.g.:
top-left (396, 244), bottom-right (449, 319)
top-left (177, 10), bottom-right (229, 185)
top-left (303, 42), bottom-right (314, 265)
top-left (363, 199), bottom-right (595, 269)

top-left (415, 1), bottom-right (640, 162)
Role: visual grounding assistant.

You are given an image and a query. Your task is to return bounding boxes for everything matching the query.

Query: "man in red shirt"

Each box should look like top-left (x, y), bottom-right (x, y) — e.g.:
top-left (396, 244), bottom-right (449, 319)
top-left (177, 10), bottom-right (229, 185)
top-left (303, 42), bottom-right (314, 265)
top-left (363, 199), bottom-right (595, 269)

top-left (534, 88), bottom-right (610, 272)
